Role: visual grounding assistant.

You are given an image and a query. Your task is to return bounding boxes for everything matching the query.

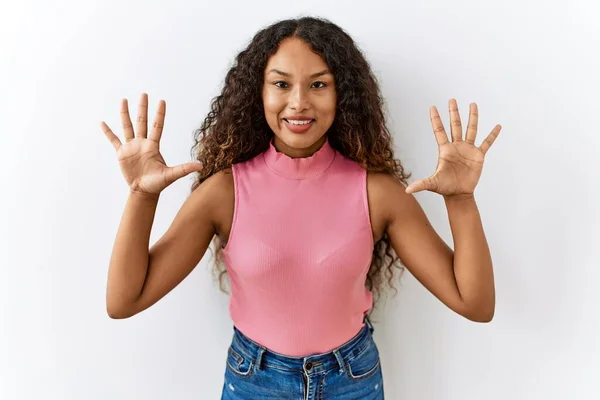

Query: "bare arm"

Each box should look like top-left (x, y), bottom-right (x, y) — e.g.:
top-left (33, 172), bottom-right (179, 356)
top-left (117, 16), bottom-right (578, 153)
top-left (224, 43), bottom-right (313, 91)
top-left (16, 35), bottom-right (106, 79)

top-left (371, 172), bottom-right (495, 323)
top-left (106, 172), bottom-right (225, 319)
top-left (382, 100), bottom-right (499, 322)
top-left (443, 193), bottom-right (495, 321)
top-left (105, 190), bottom-right (160, 318)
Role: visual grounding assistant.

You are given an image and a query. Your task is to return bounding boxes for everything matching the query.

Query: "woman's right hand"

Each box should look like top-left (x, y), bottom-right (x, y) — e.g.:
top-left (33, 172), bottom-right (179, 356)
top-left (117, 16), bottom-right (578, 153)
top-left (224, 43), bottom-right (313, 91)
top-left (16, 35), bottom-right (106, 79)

top-left (100, 93), bottom-right (203, 196)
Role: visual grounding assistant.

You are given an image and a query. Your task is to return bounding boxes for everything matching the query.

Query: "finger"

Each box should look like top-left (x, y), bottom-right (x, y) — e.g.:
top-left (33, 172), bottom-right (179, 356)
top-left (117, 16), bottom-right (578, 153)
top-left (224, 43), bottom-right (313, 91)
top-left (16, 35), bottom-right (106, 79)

top-left (120, 99), bottom-right (134, 142)
top-left (100, 121), bottom-right (122, 152)
top-left (165, 162), bottom-right (204, 185)
top-left (405, 176), bottom-right (437, 194)
top-left (479, 124), bottom-right (501, 155)
top-left (448, 98), bottom-right (463, 142)
top-left (465, 103), bottom-right (479, 144)
top-left (137, 93), bottom-right (149, 139)
top-left (149, 99), bottom-right (166, 142)
top-left (430, 106), bottom-right (449, 146)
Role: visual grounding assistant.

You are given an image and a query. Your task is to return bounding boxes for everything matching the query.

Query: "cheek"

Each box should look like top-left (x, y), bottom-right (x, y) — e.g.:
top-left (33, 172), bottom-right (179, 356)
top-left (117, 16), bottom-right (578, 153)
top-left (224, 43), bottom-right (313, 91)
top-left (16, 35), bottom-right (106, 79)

top-left (317, 94), bottom-right (337, 117)
top-left (262, 92), bottom-right (284, 114)
top-left (262, 94), bottom-right (283, 129)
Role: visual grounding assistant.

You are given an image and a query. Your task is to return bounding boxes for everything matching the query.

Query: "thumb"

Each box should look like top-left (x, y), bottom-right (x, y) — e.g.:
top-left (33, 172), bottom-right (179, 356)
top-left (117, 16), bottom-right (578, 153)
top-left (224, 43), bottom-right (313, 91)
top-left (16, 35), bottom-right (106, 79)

top-left (165, 162), bottom-right (204, 185)
top-left (405, 176), bottom-right (436, 194)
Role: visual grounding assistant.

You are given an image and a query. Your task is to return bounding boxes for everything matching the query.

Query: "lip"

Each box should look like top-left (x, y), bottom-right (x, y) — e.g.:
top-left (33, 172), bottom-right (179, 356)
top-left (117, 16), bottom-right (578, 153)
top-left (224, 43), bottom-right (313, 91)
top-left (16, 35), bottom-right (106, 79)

top-left (283, 116), bottom-right (314, 121)
top-left (283, 118), bottom-right (315, 134)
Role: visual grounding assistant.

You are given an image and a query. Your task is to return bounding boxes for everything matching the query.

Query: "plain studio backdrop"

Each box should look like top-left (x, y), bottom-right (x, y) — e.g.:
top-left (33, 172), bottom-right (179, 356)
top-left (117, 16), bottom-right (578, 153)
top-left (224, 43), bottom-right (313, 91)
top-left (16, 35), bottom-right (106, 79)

top-left (1, 0), bottom-right (598, 399)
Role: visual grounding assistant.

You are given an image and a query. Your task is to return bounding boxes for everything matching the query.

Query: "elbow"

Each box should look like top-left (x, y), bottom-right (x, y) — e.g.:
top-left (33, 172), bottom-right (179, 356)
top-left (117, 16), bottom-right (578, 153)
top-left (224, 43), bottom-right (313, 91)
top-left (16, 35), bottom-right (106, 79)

top-left (107, 309), bottom-right (128, 320)
top-left (465, 306), bottom-right (495, 323)
top-left (460, 300), bottom-right (495, 323)
top-left (469, 312), bottom-right (494, 323)
top-left (107, 307), bottom-right (129, 319)
top-left (106, 301), bottom-right (135, 319)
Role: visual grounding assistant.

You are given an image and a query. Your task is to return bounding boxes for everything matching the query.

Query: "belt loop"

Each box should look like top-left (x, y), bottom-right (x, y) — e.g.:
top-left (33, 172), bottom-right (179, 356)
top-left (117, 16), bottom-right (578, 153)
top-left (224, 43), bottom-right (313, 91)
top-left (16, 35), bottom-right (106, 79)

top-left (333, 349), bottom-right (346, 375)
top-left (254, 346), bottom-right (266, 371)
top-left (364, 314), bottom-right (375, 333)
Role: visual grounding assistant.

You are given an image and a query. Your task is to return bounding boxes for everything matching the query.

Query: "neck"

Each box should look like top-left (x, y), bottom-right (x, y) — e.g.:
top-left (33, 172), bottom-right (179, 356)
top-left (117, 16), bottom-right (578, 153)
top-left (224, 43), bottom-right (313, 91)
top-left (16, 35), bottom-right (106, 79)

top-left (263, 134), bottom-right (336, 180)
top-left (272, 135), bottom-right (328, 158)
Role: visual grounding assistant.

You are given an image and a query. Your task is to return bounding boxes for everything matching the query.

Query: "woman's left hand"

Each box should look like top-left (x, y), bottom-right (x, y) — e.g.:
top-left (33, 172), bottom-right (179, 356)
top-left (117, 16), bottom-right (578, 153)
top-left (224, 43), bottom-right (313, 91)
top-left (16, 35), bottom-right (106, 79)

top-left (405, 99), bottom-right (502, 197)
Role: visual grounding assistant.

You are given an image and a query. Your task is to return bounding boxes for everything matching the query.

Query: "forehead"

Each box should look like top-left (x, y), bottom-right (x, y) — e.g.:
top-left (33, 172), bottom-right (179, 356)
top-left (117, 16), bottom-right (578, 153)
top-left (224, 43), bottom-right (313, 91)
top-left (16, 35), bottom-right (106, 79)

top-left (265, 38), bottom-right (329, 74)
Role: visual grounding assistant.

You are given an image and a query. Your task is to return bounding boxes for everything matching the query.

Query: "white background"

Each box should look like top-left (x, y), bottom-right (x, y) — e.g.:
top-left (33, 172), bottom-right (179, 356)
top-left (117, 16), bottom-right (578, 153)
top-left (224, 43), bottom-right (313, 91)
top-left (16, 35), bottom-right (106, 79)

top-left (1, 0), bottom-right (599, 399)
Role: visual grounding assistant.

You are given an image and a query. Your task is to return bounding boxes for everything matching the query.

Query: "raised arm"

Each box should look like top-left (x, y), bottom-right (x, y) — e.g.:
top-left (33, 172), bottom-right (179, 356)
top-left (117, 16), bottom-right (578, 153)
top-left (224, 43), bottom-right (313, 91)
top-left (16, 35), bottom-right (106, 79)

top-left (100, 93), bottom-right (215, 318)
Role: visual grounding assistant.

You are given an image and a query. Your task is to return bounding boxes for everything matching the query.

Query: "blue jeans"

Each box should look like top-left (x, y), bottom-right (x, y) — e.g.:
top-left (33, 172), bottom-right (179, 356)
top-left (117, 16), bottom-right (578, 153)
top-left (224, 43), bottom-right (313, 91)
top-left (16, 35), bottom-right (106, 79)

top-left (221, 316), bottom-right (384, 399)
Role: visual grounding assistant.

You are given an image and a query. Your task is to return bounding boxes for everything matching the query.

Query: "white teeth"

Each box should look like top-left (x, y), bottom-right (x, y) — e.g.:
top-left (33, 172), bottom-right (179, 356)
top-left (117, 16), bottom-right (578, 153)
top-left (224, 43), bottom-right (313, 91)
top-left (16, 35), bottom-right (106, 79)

top-left (286, 119), bottom-right (313, 125)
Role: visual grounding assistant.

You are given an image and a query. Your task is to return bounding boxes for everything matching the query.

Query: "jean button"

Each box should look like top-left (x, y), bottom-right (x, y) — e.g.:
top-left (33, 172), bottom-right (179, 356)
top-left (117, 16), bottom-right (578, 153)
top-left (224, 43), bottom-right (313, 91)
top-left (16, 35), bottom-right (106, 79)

top-left (305, 362), bottom-right (313, 370)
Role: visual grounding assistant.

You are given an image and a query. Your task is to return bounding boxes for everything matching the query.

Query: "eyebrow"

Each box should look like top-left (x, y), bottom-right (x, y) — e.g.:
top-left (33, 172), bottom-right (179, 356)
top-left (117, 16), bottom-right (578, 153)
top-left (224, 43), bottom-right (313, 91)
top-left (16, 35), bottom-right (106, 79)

top-left (267, 69), bottom-right (331, 78)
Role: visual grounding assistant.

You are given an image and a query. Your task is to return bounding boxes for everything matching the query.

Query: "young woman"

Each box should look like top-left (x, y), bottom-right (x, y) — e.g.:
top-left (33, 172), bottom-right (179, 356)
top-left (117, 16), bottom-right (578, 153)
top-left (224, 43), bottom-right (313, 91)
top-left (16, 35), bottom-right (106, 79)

top-left (101, 16), bottom-right (500, 400)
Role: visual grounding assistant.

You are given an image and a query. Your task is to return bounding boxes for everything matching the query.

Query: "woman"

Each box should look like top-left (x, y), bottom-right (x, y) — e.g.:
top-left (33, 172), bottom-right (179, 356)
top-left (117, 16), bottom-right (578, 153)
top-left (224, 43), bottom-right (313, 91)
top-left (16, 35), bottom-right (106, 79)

top-left (101, 16), bottom-right (500, 400)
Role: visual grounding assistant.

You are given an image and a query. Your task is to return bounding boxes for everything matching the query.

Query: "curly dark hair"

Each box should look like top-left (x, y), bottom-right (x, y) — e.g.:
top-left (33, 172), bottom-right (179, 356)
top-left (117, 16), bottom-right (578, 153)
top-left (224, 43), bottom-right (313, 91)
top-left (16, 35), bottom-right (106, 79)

top-left (190, 16), bottom-right (411, 315)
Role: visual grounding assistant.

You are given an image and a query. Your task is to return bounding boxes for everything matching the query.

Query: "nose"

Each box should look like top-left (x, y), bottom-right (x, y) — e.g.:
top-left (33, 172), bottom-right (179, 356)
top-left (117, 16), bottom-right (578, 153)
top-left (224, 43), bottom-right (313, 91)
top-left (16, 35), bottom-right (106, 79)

top-left (289, 85), bottom-right (310, 111)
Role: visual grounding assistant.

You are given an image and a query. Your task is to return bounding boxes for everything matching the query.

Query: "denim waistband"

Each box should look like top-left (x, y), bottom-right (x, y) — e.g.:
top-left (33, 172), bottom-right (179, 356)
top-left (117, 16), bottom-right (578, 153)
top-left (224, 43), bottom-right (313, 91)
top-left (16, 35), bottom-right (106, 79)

top-left (230, 315), bottom-right (375, 376)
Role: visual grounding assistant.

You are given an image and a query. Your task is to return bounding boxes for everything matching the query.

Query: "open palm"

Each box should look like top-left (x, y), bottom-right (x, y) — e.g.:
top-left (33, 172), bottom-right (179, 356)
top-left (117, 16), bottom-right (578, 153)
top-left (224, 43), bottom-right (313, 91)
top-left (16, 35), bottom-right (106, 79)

top-left (100, 93), bottom-right (203, 196)
top-left (405, 99), bottom-right (501, 196)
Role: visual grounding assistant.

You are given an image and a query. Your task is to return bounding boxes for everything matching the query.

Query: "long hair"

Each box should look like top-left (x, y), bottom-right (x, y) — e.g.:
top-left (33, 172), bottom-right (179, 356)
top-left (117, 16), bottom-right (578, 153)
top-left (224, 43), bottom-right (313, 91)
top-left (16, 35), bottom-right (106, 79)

top-left (190, 16), bottom-right (411, 315)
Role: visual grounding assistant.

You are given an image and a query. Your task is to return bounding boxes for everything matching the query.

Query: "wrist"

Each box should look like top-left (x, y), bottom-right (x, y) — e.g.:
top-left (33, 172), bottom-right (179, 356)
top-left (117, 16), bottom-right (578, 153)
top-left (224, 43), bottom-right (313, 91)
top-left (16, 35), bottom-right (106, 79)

top-left (444, 193), bottom-right (475, 203)
top-left (129, 188), bottom-right (160, 201)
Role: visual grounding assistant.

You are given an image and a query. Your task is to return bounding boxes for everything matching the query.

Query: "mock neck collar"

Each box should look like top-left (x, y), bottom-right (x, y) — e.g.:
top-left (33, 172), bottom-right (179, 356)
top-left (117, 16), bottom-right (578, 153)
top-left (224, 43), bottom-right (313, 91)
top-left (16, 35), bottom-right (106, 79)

top-left (263, 136), bottom-right (336, 179)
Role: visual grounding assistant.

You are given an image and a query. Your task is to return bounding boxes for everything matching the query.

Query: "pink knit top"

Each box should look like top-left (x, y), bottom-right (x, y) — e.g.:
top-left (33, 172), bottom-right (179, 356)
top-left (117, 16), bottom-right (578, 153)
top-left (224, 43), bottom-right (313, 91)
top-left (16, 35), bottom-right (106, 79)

top-left (222, 136), bottom-right (374, 356)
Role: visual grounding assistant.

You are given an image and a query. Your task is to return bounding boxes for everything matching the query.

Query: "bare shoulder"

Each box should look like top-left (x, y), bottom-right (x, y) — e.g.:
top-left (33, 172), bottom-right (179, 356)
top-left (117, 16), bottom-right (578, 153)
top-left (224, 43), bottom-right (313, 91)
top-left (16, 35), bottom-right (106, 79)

top-left (366, 171), bottom-right (410, 218)
top-left (198, 168), bottom-right (235, 243)
top-left (124, 168), bottom-right (235, 317)
top-left (365, 171), bottom-right (410, 243)
top-left (151, 167), bottom-right (234, 242)
top-left (366, 171), bottom-right (408, 200)
top-left (199, 167), bottom-right (234, 211)
top-left (369, 171), bottom-right (464, 319)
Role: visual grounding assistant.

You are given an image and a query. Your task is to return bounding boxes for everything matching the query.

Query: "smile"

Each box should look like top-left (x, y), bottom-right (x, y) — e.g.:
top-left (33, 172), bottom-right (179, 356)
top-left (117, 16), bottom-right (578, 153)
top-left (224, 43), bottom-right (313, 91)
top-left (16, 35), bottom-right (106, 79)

top-left (282, 118), bottom-right (315, 133)
top-left (283, 118), bottom-right (315, 125)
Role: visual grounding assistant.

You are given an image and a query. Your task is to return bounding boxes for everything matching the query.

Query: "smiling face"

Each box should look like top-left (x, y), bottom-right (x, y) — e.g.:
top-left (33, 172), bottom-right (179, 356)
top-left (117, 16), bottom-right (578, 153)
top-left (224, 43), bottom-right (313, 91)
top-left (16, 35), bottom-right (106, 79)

top-left (262, 37), bottom-right (337, 158)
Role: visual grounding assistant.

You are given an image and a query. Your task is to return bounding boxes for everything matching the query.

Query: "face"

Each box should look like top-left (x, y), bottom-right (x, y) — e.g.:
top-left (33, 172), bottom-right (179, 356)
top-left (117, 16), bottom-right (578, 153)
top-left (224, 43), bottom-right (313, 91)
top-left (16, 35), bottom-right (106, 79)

top-left (262, 38), bottom-right (336, 158)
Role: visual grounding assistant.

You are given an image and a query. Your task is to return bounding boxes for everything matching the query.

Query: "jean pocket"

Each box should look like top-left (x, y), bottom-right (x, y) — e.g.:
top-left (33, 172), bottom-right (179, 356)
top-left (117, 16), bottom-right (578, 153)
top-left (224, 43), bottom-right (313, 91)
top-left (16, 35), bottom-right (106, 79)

top-left (226, 345), bottom-right (255, 377)
top-left (345, 340), bottom-right (381, 380)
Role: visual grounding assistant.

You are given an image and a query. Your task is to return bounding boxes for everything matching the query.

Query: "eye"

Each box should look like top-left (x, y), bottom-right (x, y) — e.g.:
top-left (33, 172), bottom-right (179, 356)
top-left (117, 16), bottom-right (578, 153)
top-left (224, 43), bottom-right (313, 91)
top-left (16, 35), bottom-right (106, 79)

top-left (273, 81), bottom-right (328, 89)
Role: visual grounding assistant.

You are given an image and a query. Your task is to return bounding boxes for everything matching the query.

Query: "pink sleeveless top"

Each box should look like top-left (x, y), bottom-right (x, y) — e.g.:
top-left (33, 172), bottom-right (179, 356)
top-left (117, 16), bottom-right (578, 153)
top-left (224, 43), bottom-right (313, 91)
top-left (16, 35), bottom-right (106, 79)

top-left (222, 136), bottom-right (374, 356)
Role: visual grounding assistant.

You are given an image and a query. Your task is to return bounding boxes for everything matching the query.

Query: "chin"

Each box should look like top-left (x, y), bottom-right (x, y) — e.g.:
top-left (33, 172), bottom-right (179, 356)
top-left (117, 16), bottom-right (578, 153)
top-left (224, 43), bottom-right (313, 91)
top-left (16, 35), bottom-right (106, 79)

top-left (275, 130), bottom-right (326, 150)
